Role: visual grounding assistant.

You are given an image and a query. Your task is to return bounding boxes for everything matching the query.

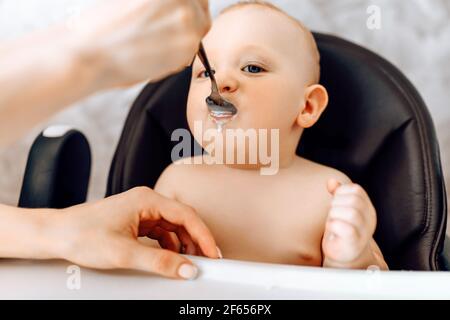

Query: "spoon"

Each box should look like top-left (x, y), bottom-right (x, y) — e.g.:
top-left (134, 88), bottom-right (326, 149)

top-left (197, 42), bottom-right (238, 121)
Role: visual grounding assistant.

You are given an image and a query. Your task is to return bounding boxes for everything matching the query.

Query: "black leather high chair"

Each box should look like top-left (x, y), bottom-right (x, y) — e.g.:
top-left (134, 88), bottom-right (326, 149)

top-left (18, 33), bottom-right (450, 271)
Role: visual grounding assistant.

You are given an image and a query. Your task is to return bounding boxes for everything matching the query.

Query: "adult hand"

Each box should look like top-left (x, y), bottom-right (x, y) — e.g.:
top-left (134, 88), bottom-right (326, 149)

top-left (73, 0), bottom-right (212, 87)
top-left (0, 0), bottom-right (211, 147)
top-left (61, 187), bottom-right (221, 279)
top-left (2, 187), bottom-right (221, 279)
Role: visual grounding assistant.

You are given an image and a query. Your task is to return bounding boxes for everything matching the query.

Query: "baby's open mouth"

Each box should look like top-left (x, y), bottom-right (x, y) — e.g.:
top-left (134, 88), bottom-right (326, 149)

top-left (206, 96), bottom-right (238, 118)
top-left (207, 100), bottom-right (238, 122)
top-left (209, 113), bottom-right (235, 121)
top-left (208, 111), bottom-right (237, 133)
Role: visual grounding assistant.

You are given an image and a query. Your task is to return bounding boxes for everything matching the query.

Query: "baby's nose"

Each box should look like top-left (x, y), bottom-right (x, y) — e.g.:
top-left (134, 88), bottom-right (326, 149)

top-left (217, 75), bottom-right (239, 94)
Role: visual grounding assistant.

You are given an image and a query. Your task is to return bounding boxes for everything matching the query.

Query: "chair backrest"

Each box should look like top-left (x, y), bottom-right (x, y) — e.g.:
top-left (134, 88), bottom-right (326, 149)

top-left (106, 33), bottom-right (448, 270)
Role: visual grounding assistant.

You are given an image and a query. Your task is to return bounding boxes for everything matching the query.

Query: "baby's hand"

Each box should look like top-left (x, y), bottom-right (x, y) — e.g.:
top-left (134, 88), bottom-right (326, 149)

top-left (322, 179), bottom-right (377, 268)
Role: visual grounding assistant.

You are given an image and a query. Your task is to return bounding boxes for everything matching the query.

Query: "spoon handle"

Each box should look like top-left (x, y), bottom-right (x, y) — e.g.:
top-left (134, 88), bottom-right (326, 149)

top-left (198, 42), bottom-right (219, 93)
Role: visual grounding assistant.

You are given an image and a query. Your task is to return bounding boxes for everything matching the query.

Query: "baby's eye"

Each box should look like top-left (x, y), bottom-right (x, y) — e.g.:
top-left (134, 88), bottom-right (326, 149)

top-left (242, 64), bottom-right (265, 74)
top-left (198, 69), bottom-right (216, 78)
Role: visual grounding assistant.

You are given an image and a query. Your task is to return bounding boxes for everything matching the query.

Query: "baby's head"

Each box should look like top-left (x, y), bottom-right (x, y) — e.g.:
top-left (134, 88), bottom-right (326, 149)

top-left (187, 1), bottom-right (329, 167)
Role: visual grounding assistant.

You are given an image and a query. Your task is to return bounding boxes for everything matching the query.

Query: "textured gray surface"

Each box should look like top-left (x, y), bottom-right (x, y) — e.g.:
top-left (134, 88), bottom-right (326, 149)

top-left (0, 0), bottom-right (449, 237)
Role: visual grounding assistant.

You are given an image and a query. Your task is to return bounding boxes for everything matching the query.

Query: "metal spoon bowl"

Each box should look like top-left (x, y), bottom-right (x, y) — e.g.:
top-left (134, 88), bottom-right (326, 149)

top-left (197, 43), bottom-right (238, 118)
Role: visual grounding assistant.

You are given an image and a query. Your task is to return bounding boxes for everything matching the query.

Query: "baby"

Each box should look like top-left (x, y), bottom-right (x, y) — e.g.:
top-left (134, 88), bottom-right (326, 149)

top-left (155, 1), bottom-right (388, 270)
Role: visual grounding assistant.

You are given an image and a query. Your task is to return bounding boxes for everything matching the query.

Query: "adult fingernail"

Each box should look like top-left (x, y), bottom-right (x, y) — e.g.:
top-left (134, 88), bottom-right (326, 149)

top-left (178, 263), bottom-right (198, 280)
top-left (216, 246), bottom-right (223, 259)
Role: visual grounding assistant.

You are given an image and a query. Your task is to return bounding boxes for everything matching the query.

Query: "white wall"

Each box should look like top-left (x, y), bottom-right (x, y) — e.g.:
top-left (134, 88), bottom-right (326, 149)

top-left (0, 0), bottom-right (449, 212)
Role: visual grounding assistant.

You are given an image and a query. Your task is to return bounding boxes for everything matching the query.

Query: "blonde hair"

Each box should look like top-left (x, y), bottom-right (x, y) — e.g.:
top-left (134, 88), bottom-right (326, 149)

top-left (220, 0), bottom-right (320, 83)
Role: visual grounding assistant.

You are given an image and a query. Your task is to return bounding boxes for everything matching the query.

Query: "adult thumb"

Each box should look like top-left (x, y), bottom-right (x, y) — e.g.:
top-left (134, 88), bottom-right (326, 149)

top-left (197, 0), bottom-right (209, 13)
top-left (192, 0), bottom-right (212, 37)
top-left (327, 178), bottom-right (342, 196)
top-left (125, 242), bottom-right (198, 280)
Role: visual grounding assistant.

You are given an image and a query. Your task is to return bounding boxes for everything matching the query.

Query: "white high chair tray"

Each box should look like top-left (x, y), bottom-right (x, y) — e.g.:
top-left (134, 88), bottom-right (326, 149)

top-left (1, 256), bottom-right (449, 299)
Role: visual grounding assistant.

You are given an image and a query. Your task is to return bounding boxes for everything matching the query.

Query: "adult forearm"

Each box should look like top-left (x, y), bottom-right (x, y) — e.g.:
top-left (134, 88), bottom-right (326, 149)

top-left (0, 204), bottom-right (63, 260)
top-left (0, 0), bottom-right (213, 148)
top-left (0, 26), bottom-right (105, 148)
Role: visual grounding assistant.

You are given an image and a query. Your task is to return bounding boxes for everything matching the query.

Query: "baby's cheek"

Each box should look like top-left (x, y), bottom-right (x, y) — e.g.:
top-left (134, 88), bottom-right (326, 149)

top-left (187, 92), bottom-right (206, 123)
top-left (251, 90), bottom-right (298, 129)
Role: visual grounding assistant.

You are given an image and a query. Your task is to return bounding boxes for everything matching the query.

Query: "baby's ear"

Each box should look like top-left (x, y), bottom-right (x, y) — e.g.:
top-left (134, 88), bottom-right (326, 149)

top-left (296, 84), bottom-right (329, 128)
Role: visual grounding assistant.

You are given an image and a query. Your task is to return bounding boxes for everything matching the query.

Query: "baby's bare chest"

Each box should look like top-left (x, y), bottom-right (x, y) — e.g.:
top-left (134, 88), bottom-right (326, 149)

top-left (176, 178), bottom-right (328, 266)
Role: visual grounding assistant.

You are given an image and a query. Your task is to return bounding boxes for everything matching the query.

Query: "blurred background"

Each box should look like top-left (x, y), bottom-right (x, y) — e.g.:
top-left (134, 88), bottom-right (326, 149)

top-left (0, 0), bottom-right (449, 231)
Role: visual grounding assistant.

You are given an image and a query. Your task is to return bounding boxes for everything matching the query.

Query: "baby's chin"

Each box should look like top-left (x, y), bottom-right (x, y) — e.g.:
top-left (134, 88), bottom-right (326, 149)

top-left (200, 144), bottom-right (277, 170)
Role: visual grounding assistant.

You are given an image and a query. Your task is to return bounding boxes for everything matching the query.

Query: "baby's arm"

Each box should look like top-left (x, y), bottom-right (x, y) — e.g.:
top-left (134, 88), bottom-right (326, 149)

top-left (154, 164), bottom-right (178, 199)
top-left (321, 179), bottom-right (389, 270)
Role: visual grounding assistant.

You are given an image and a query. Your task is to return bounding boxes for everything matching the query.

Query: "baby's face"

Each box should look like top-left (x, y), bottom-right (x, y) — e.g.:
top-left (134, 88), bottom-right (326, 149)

top-left (187, 5), bottom-right (320, 157)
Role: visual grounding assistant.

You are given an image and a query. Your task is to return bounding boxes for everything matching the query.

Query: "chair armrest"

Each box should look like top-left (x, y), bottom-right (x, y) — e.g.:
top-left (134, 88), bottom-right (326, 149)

top-left (438, 235), bottom-right (450, 271)
top-left (18, 126), bottom-right (91, 209)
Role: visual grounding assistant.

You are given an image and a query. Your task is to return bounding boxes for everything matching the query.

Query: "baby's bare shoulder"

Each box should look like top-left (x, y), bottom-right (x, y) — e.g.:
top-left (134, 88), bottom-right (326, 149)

top-left (154, 156), bottom-right (210, 197)
top-left (287, 157), bottom-right (351, 212)
top-left (294, 157), bottom-right (351, 184)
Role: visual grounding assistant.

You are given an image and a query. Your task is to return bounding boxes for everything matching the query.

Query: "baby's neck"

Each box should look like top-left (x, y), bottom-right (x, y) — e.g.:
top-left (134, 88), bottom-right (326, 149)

top-left (222, 149), bottom-right (298, 174)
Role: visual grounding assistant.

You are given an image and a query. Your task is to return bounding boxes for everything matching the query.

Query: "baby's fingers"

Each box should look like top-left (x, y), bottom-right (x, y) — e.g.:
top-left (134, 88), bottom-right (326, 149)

top-left (327, 179), bottom-right (342, 195)
top-left (334, 183), bottom-right (370, 202)
top-left (331, 193), bottom-right (367, 211)
top-left (331, 192), bottom-right (376, 233)
top-left (323, 220), bottom-right (366, 263)
top-left (326, 219), bottom-right (361, 242)
top-left (328, 206), bottom-right (365, 230)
